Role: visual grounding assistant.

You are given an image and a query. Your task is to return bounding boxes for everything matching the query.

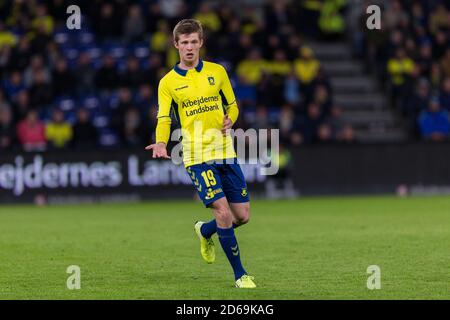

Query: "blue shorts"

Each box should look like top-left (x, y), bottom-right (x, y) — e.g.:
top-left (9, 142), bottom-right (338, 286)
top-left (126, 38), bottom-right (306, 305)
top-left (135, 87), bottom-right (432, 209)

top-left (186, 158), bottom-right (250, 207)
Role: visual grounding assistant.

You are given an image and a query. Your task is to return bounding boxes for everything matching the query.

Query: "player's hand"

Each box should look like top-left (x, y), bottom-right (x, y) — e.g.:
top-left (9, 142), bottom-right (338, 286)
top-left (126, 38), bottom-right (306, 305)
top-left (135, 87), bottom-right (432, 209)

top-left (222, 115), bottom-right (233, 135)
top-left (145, 142), bottom-right (171, 159)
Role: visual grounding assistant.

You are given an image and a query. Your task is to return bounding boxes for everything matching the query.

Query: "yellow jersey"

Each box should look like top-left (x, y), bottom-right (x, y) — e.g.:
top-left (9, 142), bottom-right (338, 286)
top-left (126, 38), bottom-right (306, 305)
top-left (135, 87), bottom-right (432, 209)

top-left (156, 59), bottom-right (239, 167)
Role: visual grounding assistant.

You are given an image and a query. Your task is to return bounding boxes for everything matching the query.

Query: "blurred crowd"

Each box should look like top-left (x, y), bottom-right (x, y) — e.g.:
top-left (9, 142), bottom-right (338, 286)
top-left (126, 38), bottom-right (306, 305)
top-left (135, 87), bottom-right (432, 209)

top-left (356, 0), bottom-right (450, 141)
top-left (0, 0), bottom-right (353, 153)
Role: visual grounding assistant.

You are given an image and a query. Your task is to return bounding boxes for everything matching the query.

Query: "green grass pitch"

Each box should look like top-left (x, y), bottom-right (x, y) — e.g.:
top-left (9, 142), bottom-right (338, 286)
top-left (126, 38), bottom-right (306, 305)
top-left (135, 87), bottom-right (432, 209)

top-left (0, 195), bottom-right (449, 299)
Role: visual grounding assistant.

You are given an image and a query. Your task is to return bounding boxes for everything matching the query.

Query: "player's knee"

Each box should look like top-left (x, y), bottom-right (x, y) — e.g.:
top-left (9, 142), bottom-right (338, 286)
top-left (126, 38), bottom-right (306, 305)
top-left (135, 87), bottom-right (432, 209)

top-left (236, 204), bottom-right (250, 225)
top-left (213, 205), bottom-right (233, 227)
top-left (236, 217), bottom-right (249, 226)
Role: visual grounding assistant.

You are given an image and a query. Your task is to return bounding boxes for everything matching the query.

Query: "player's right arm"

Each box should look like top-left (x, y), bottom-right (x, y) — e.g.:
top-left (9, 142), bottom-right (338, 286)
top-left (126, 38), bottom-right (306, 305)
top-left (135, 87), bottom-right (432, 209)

top-left (145, 77), bottom-right (172, 159)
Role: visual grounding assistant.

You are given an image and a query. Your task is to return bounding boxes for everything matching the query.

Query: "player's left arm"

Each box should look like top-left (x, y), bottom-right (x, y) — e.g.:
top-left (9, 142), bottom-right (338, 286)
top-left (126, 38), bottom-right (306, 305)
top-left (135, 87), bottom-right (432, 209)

top-left (219, 65), bottom-right (239, 133)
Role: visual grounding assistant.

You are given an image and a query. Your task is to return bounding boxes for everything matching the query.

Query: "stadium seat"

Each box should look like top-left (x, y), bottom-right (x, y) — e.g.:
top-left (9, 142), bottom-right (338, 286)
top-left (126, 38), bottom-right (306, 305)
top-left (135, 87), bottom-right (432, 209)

top-left (81, 95), bottom-right (100, 110)
top-left (54, 32), bottom-right (70, 46)
top-left (139, 58), bottom-right (150, 70)
top-left (85, 46), bottom-right (102, 59)
top-left (268, 108), bottom-right (280, 119)
top-left (104, 42), bottom-right (128, 60)
top-left (55, 97), bottom-right (76, 112)
top-left (92, 114), bottom-right (110, 128)
top-left (98, 129), bottom-right (119, 147)
top-left (62, 48), bottom-right (79, 61)
top-left (117, 58), bottom-right (128, 73)
top-left (65, 111), bottom-right (77, 125)
top-left (107, 94), bottom-right (120, 109)
top-left (78, 32), bottom-right (95, 45)
top-left (133, 42), bottom-right (150, 59)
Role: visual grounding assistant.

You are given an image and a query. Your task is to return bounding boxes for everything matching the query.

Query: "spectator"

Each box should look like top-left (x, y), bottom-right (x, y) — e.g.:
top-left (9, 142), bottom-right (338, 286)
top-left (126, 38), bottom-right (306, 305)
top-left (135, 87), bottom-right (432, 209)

top-left (23, 55), bottom-right (51, 87)
top-left (403, 78), bottom-right (431, 134)
top-left (216, 3), bottom-right (234, 33)
top-left (253, 105), bottom-right (270, 130)
top-left (294, 46), bottom-right (320, 86)
top-left (17, 110), bottom-right (46, 151)
top-left (440, 48), bottom-right (450, 78)
top-left (96, 55), bottom-right (120, 91)
top-left (158, 0), bottom-right (185, 20)
top-left (235, 33), bottom-right (253, 63)
top-left (312, 84), bottom-right (332, 117)
top-left (236, 49), bottom-right (266, 85)
top-left (144, 53), bottom-right (164, 89)
top-left (145, 2), bottom-right (164, 33)
top-left (318, 0), bottom-right (346, 40)
top-left (235, 75), bottom-right (257, 108)
top-left (265, 143), bottom-right (298, 199)
top-left (111, 87), bottom-right (134, 138)
top-left (45, 109), bottom-right (73, 149)
top-left (150, 20), bottom-right (170, 54)
top-left (432, 29), bottom-right (448, 60)
top-left (279, 104), bottom-right (295, 142)
top-left (0, 89), bottom-right (10, 110)
top-left (416, 43), bottom-right (433, 78)
top-left (337, 124), bottom-right (356, 144)
top-left (0, 45), bottom-right (12, 75)
top-left (284, 71), bottom-right (301, 107)
top-left (430, 62), bottom-right (443, 89)
top-left (294, 46), bottom-right (320, 103)
top-left (52, 58), bottom-right (74, 97)
top-left (267, 49), bottom-right (291, 77)
top-left (439, 77), bottom-right (450, 111)
top-left (257, 71), bottom-right (285, 107)
top-left (9, 37), bottom-right (31, 71)
top-left (289, 131), bottom-right (304, 146)
top-left (317, 123), bottom-right (334, 144)
top-left (30, 23), bottom-right (52, 55)
top-left (286, 34), bottom-right (302, 61)
top-left (0, 22), bottom-right (18, 49)
top-left (264, 35), bottom-right (282, 60)
top-left (74, 53), bottom-right (96, 95)
top-left (310, 67), bottom-right (332, 102)
top-left (387, 48), bottom-right (415, 108)
top-left (193, 2), bottom-right (221, 33)
top-left (325, 105), bottom-right (345, 135)
top-left (411, 2), bottom-right (426, 29)
top-left (123, 4), bottom-right (146, 43)
top-left (299, 102), bottom-right (324, 144)
top-left (29, 69), bottom-right (53, 109)
top-left (12, 89), bottom-right (30, 122)
top-left (384, 0), bottom-right (407, 30)
top-left (135, 84), bottom-right (157, 116)
top-left (3, 70), bottom-right (25, 99)
top-left (121, 56), bottom-right (146, 88)
top-left (93, 3), bottom-right (120, 41)
top-left (0, 106), bottom-right (15, 151)
top-left (140, 105), bottom-right (158, 146)
top-left (72, 108), bottom-right (97, 150)
top-left (31, 4), bottom-right (55, 35)
top-left (429, 4), bottom-right (449, 35)
top-left (264, 1), bottom-right (293, 35)
top-left (418, 97), bottom-right (450, 141)
top-left (122, 107), bottom-right (146, 147)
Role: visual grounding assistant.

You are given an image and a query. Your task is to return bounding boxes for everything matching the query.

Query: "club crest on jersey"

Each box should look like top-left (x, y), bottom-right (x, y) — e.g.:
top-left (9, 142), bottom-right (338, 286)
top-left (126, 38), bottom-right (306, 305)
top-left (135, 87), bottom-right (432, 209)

top-left (207, 76), bottom-right (215, 85)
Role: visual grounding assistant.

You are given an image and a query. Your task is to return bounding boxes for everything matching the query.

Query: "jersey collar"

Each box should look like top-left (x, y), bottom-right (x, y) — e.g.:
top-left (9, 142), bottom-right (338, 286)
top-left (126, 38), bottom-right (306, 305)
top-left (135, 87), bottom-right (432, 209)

top-left (174, 59), bottom-right (203, 76)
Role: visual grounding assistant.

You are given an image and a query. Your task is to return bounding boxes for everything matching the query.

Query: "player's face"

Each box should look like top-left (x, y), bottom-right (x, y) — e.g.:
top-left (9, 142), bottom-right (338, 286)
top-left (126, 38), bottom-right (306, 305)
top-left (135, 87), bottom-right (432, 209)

top-left (175, 33), bottom-right (203, 65)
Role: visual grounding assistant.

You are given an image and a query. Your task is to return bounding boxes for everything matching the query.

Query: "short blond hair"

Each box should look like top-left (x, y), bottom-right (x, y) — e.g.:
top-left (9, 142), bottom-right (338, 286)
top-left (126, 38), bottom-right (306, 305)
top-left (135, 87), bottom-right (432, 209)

top-left (173, 19), bottom-right (203, 43)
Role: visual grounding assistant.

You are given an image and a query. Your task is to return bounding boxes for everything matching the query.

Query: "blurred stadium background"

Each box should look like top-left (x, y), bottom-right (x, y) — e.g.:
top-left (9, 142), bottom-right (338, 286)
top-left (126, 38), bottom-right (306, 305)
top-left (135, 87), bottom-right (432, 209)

top-left (1, 0), bottom-right (450, 203)
top-left (1, 0), bottom-right (450, 300)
